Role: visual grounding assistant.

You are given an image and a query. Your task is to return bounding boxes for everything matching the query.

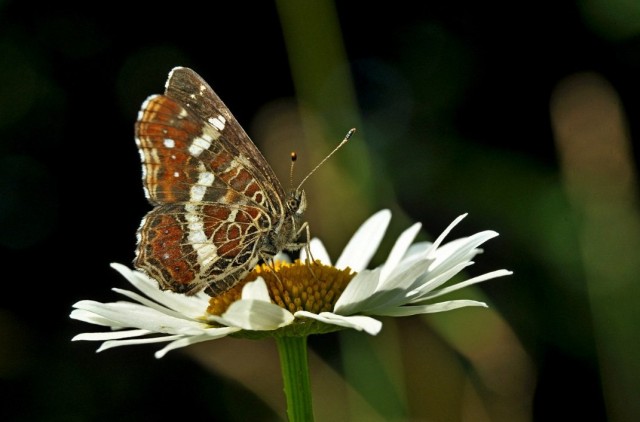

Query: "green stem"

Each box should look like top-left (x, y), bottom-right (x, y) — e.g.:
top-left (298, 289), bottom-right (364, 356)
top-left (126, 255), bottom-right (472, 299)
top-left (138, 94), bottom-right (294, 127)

top-left (276, 335), bottom-right (314, 422)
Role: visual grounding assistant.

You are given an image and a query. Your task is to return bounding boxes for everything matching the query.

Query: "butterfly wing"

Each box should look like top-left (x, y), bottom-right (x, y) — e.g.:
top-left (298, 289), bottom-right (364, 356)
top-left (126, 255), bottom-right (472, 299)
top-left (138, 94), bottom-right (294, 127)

top-left (135, 202), bottom-right (268, 295)
top-left (135, 93), bottom-right (279, 211)
top-left (134, 67), bottom-right (285, 295)
top-left (163, 66), bottom-right (287, 208)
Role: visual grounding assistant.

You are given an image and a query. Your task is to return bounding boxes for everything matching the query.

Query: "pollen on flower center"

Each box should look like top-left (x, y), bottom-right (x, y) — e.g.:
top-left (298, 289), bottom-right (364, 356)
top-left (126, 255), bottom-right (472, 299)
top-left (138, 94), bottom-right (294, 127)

top-left (207, 260), bottom-right (356, 316)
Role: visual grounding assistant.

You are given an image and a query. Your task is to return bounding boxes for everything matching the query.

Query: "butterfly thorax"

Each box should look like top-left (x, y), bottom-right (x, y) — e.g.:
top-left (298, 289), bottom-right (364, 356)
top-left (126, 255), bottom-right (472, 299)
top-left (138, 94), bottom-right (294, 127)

top-left (263, 189), bottom-right (307, 255)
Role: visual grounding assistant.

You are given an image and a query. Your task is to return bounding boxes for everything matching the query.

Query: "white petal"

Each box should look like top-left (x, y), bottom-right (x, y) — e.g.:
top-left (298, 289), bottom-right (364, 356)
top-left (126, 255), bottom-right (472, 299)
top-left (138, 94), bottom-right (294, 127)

top-left (374, 300), bottom-right (488, 317)
top-left (212, 299), bottom-right (294, 330)
top-left (425, 214), bottom-right (467, 259)
top-left (295, 311), bottom-right (382, 335)
top-left (380, 222), bottom-right (422, 284)
top-left (240, 278), bottom-right (272, 302)
top-left (97, 334), bottom-right (184, 352)
top-left (272, 252), bottom-right (291, 263)
top-left (112, 288), bottom-right (200, 320)
top-left (409, 261), bottom-right (473, 300)
top-left (429, 230), bottom-right (498, 272)
top-left (110, 263), bottom-right (209, 316)
top-left (333, 268), bottom-right (381, 314)
top-left (356, 259), bottom-right (433, 313)
top-left (336, 257), bottom-right (434, 315)
top-left (403, 241), bottom-right (432, 261)
top-left (154, 331), bottom-right (237, 358)
top-left (428, 237), bottom-right (474, 265)
top-left (336, 209), bottom-right (391, 271)
top-left (300, 238), bottom-right (331, 265)
top-left (420, 269), bottom-right (513, 301)
top-left (378, 254), bottom-right (432, 293)
top-left (72, 329), bottom-right (151, 341)
top-left (70, 308), bottom-right (127, 328)
top-left (73, 300), bottom-right (206, 335)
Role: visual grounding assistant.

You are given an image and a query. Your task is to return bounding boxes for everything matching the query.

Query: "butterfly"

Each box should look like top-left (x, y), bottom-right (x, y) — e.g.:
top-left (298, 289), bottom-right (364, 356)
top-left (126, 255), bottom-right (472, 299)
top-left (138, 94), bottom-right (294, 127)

top-left (133, 67), bottom-right (309, 296)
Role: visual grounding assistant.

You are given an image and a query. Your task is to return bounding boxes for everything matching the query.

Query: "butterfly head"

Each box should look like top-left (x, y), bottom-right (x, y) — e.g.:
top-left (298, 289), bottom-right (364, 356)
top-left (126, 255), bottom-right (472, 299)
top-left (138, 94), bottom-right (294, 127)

top-left (286, 188), bottom-right (307, 218)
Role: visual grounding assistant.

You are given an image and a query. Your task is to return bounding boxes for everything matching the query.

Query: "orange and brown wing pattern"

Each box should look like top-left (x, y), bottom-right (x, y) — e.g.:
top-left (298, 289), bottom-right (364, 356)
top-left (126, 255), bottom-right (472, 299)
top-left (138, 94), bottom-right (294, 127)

top-left (135, 95), bottom-right (274, 210)
top-left (164, 67), bottom-right (287, 210)
top-left (135, 203), bottom-right (270, 295)
top-left (135, 95), bottom-right (200, 204)
top-left (133, 71), bottom-right (286, 296)
top-left (133, 67), bottom-right (307, 296)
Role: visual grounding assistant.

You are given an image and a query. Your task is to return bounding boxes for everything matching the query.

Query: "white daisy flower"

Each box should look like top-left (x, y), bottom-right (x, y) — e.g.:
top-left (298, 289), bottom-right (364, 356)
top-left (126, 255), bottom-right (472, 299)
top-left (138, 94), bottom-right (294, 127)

top-left (71, 210), bottom-right (511, 357)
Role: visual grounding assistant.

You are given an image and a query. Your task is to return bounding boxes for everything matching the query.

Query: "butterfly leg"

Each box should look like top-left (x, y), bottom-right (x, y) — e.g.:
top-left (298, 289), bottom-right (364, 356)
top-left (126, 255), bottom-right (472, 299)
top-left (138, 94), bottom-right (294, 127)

top-left (259, 252), bottom-right (288, 290)
top-left (294, 222), bottom-right (319, 280)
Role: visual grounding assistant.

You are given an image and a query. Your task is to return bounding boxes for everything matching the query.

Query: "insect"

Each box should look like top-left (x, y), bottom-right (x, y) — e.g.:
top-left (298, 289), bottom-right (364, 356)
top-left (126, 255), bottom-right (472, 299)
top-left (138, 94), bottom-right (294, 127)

top-left (134, 67), bottom-right (353, 296)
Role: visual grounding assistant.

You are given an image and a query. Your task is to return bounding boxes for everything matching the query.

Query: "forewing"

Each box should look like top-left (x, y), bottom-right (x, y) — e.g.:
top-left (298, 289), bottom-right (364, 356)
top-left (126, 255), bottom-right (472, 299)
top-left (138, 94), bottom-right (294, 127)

top-left (164, 66), bottom-right (286, 204)
top-left (135, 203), bottom-right (270, 295)
top-left (135, 95), bottom-right (199, 204)
top-left (135, 94), bottom-right (278, 214)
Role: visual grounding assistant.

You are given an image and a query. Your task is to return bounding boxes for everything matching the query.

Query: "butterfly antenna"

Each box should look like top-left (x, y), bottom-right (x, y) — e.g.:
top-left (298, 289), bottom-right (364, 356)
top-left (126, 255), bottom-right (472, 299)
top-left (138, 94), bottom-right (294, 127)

top-left (289, 151), bottom-right (297, 189)
top-left (296, 128), bottom-right (356, 191)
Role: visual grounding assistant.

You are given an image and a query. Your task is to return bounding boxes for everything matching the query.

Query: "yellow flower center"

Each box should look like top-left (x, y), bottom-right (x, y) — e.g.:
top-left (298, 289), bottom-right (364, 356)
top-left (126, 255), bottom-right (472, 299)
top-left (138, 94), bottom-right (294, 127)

top-left (207, 260), bottom-right (355, 316)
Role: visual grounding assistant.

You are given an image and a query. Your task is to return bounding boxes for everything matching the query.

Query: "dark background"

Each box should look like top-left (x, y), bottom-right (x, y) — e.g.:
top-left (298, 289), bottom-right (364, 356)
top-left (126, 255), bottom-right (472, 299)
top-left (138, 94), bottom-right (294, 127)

top-left (1, 1), bottom-right (639, 421)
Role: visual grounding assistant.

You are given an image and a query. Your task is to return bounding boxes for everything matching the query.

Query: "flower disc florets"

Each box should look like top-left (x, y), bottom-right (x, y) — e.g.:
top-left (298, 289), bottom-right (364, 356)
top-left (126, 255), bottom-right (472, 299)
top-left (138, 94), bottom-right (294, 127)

top-left (207, 260), bottom-right (356, 337)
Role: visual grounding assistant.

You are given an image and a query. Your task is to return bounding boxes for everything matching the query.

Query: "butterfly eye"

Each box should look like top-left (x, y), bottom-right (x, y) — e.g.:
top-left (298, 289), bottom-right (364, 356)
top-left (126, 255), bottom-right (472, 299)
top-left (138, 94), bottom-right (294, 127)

top-left (287, 198), bottom-right (299, 210)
